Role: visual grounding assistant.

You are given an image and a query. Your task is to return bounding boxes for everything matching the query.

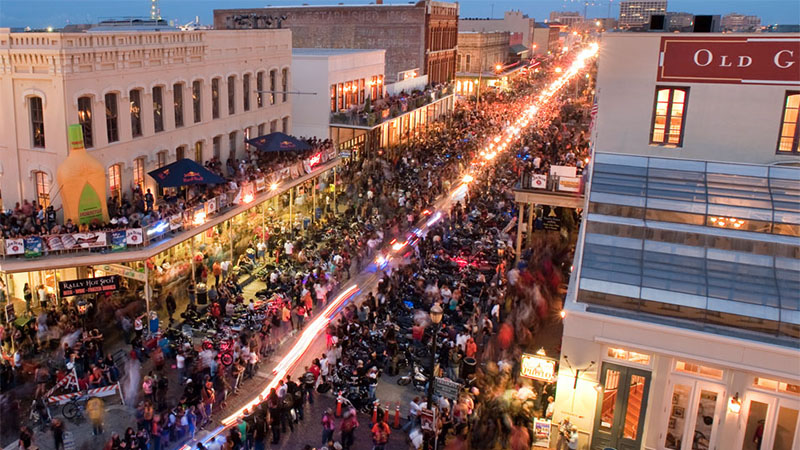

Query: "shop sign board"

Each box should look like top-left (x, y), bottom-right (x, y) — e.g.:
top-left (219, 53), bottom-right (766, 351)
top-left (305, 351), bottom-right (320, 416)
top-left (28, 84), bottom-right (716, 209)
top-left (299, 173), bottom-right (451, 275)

top-left (59, 275), bottom-right (119, 297)
top-left (126, 228), bottom-right (143, 245)
top-left (5, 238), bottom-right (24, 255)
top-left (550, 165), bottom-right (577, 178)
top-left (543, 206), bottom-right (561, 232)
top-left (420, 409), bottom-right (435, 431)
top-left (520, 353), bottom-right (558, 382)
top-left (97, 264), bottom-right (147, 282)
top-left (533, 418), bottom-right (552, 447)
top-left (557, 176), bottom-right (582, 193)
top-left (255, 178), bottom-right (266, 192)
top-left (169, 215), bottom-right (183, 231)
top-left (434, 377), bottom-right (462, 401)
top-left (531, 173), bottom-right (548, 189)
top-left (657, 36), bottom-right (800, 86)
top-left (68, 232), bottom-right (107, 249)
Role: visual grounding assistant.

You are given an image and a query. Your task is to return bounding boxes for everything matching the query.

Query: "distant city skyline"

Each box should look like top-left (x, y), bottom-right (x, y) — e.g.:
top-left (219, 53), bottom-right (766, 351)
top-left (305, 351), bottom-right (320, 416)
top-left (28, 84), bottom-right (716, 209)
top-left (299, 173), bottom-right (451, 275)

top-left (0, 0), bottom-right (797, 29)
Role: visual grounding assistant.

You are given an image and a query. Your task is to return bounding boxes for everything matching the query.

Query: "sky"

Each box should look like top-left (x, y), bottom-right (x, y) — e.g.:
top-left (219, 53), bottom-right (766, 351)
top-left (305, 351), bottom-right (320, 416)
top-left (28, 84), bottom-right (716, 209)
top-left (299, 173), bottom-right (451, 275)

top-left (0, 0), bottom-right (797, 29)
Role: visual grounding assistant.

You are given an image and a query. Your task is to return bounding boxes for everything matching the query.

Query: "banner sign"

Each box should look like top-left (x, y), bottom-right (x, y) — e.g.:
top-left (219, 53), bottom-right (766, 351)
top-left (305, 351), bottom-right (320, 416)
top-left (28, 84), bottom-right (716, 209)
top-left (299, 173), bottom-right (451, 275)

top-left (520, 353), bottom-right (557, 382)
top-left (255, 178), bottom-right (266, 192)
top-left (531, 174), bottom-right (548, 189)
top-left (533, 419), bottom-right (552, 448)
top-left (557, 176), bottom-right (582, 193)
top-left (110, 231), bottom-right (127, 252)
top-left (434, 377), bottom-right (462, 401)
top-left (24, 236), bottom-right (43, 258)
top-left (69, 232), bottom-right (107, 249)
top-left (5, 303), bottom-right (16, 323)
top-left (45, 235), bottom-right (65, 251)
top-left (657, 36), bottom-right (800, 86)
top-left (59, 275), bottom-right (119, 297)
top-left (169, 215), bottom-right (183, 231)
top-left (5, 238), bottom-right (24, 255)
top-left (205, 199), bottom-right (217, 216)
top-left (550, 165), bottom-right (577, 178)
top-left (97, 264), bottom-right (147, 282)
top-left (126, 228), bottom-right (143, 246)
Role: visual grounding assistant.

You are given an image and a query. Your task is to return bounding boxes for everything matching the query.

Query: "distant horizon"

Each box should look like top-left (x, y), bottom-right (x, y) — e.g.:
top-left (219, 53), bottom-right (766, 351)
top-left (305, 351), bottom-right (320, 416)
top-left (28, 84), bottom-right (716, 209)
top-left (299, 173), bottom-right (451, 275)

top-left (0, 0), bottom-right (797, 29)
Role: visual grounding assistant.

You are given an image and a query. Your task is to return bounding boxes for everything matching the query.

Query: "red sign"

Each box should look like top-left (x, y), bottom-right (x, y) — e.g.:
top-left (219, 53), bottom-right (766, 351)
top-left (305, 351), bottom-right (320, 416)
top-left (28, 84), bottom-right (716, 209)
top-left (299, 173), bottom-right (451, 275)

top-left (657, 36), bottom-right (800, 86)
top-left (307, 152), bottom-right (322, 168)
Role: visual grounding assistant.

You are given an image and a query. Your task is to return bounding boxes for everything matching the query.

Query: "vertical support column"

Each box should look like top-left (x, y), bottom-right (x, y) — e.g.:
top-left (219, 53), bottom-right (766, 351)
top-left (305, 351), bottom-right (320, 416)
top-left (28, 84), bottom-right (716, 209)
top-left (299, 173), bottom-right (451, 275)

top-left (333, 169), bottom-right (337, 215)
top-left (515, 203), bottom-right (525, 263)
top-left (289, 187), bottom-right (294, 235)
top-left (527, 203), bottom-right (535, 247)
top-left (190, 237), bottom-right (197, 286)
top-left (229, 218), bottom-right (235, 262)
top-left (312, 177), bottom-right (317, 224)
top-left (144, 264), bottom-right (151, 336)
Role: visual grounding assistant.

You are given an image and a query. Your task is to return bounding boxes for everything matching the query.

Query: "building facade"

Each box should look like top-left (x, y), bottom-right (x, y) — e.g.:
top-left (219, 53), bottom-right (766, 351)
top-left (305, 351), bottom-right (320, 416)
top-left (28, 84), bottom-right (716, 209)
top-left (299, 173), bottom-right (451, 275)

top-left (722, 13), bottom-right (762, 32)
top-left (213, 1), bottom-right (458, 84)
top-left (666, 11), bottom-right (694, 31)
top-left (459, 10), bottom-right (536, 52)
top-left (549, 11), bottom-right (584, 27)
top-left (291, 48), bottom-right (385, 140)
top-left (532, 22), bottom-right (561, 55)
top-left (0, 26), bottom-right (292, 214)
top-left (552, 33), bottom-right (800, 450)
top-left (456, 31), bottom-right (510, 74)
top-left (618, 0), bottom-right (668, 28)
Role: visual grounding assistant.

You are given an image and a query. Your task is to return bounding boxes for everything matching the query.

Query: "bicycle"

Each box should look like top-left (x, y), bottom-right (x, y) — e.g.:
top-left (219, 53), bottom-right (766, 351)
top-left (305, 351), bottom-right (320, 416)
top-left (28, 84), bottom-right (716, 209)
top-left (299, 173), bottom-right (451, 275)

top-left (62, 396), bottom-right (85, 421)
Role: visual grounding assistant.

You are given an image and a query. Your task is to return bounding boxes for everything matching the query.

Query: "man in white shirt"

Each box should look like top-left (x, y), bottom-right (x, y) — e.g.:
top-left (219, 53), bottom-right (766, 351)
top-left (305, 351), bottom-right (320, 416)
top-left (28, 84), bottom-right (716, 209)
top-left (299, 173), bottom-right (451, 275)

top-left (284, 240), bottom-right (294, 257)
top-left (403, 397), bottom-right (422, 432)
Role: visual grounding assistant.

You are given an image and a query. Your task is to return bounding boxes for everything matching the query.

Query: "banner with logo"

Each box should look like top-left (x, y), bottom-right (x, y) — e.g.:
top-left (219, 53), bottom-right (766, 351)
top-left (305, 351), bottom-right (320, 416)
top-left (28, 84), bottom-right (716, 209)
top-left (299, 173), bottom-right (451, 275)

top-left (126, 228), bottom-right (144, 246)
top-left (557, 176), bottom-right (582, 193)
top-left (255, 178), bottom-right (266, 192)
top-left (45, 235), bottom-right (65, 251)
top-left (169, 214), bottom-right (183, 231)
top-left (110, 230), bottom-right (127, 252)
top-left (5, 238), bottom-right (24, 255)
top-left (218, 193), bottom-right (228, 210)
top-left (533, 419), bottom-right (552, 448)
top-left (24, 236), bottom-right (43, 258)
top-left (531, 174), bottom-right (548, 189)
top-left (550, 165), bottom-right (577, 178)
top-left (205, 199), bottom-right (217, 216)
top-left (68, 232), bottom-right (107, 249)
top-left (59, 275), bottom-right (119, 297)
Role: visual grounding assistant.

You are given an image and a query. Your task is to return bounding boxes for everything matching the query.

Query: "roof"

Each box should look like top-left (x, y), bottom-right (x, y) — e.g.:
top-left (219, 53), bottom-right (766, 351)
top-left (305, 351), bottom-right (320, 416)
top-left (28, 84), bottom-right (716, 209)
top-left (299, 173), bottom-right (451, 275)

top-left (534, 22), bottom-right (549, 28)
top-left (577, 152), bottom-right (800, 348)
top-left (510, 44), bottom-right (529, 54)
top-left (292, 48), bottom-right (382, 56)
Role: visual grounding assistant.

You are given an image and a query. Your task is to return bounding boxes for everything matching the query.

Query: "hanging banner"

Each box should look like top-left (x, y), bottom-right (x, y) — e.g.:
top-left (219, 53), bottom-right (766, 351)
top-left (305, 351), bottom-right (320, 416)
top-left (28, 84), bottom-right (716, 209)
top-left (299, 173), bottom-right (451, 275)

top-left (531, 174), bottom-right (548, 189)
top-left (169, 214), bottom-right (183, 231)
top-left (126, 228), bottom-right (144, 246)
top-left (45, 235), bottom-right (65, 251)
top-left (68, 232), bottom-right (107, 249)
top-left (97, 264), bottom-right (147, 282)
top-left (533, 419), bottom-right (552, 447)
top-left (205, 199), bottom-right (217, 216)
top-left (59, 275), bottom-right (119, 297)
top-left (24, 236), bottom-right (43, 258)
top-left (255, 178), bottom-right (266, 192)
top-left (557, 176), bottom-right (582, 193)
top-left (520, 353), bottom-right (558, 382)
top-left (110, 231), bottom-right (127, 252)
top-left (5, 238), bottom-right (24, 255)
top-left (550, 165), bottom-right (577, 178)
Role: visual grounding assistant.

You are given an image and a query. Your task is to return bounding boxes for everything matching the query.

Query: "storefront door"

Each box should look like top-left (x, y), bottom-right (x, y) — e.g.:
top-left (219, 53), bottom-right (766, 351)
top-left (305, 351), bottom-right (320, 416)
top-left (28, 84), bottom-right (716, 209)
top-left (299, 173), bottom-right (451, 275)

top-left (661, 377), bottom-right (726, 450)
top-left (739, 392), bottom-right (800, 450)
top-left (592, 362), bottom-right (652, 450)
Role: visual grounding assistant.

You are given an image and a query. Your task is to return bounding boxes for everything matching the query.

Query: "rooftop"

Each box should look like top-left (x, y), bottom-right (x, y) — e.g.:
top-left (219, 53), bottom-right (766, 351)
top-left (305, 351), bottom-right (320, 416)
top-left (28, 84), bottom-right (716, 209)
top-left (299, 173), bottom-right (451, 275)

top-left (292, 48), bottom-right (383, 56)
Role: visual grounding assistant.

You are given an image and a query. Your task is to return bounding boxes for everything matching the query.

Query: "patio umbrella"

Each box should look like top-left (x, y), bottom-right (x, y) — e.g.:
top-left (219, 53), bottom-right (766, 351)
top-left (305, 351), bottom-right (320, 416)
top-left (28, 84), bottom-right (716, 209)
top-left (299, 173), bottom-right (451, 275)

top-left (148, 158), bottom-right (225, 187)
top-left (246, 132), bottom-right (312, 152)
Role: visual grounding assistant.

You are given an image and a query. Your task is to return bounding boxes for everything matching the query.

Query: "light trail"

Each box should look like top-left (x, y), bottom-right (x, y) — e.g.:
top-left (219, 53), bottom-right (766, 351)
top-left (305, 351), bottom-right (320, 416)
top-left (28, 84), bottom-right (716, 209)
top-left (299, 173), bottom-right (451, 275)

top-left (184, 43), bottom-right (599, 448)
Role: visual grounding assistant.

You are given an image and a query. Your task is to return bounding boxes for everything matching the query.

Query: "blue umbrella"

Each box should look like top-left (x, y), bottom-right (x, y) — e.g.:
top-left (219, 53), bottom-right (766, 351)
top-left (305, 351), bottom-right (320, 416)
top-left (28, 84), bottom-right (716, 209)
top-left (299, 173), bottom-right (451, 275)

top-left (246, 132), bottom-right (312, 152)
top-left (148, 158), bottom-right (226, 187)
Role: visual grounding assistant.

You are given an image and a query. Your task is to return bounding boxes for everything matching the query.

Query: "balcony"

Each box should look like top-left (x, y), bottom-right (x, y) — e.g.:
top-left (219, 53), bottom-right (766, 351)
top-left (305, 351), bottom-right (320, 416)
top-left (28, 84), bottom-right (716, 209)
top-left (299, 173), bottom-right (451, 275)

top-left (513, 171), bottom-right (586, 209)
top-left (330, 84), bottom-right (454, 128)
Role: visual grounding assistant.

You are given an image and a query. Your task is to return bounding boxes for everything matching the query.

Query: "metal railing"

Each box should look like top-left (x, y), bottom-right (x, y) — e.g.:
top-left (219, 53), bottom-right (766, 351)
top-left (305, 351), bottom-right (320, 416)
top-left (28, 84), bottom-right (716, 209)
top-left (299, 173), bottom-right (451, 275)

top-left (330, 85), bottom-right (454, 127)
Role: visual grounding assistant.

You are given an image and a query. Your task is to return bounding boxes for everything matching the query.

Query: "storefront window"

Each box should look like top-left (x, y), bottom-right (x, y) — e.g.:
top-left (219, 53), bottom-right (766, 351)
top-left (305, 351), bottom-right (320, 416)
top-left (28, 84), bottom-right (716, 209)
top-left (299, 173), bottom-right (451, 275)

top-left (774, 407), bottom-right (799, 450)
top-left (607, 347), bottom-right (651, 365)
top-left (665, 384), bottom-right (691, 449)
top-left (675, 361), bottom-right (723, 379)
top-left (742, 400), bottom-right (769, 450)
top-left (623, 374), bottom-right (646, 439)
top-left (754, 377), bottom-right (800, 397)
top-left (600, 368), bottom-right (620, 430)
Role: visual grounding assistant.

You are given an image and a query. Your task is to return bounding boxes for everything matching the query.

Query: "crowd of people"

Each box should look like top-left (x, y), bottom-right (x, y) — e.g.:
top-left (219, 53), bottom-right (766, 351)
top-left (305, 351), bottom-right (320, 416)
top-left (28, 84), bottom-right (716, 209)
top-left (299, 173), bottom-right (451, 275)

top-left (334, 83), bottom-right (452, 127)
top-left (3, 48), bottom-right (596, 450)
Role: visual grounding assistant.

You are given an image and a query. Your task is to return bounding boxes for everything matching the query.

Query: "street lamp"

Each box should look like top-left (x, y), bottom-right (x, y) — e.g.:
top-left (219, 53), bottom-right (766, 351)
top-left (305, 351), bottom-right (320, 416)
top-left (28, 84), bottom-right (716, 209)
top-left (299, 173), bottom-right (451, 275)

top-left (427, 303), bottom-right (444, 408)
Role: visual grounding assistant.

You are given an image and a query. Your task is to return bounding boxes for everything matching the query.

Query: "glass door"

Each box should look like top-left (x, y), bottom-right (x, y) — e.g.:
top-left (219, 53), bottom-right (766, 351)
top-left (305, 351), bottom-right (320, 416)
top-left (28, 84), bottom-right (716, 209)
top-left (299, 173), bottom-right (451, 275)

top-left (662, 378), bottom-right (725, 450)
top-left (740, 393), bottom-right (800, 450)
top-left (592, 362), bottom-right (652, 450)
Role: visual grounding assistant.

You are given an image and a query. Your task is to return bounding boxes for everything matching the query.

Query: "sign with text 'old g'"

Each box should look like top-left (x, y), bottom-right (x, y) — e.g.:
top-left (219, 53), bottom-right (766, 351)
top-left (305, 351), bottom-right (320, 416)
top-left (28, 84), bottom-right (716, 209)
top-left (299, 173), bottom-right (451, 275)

top-left (520, 353), bottom-right (557, 382)
top-left (657, 36), bottom-right (800, 86)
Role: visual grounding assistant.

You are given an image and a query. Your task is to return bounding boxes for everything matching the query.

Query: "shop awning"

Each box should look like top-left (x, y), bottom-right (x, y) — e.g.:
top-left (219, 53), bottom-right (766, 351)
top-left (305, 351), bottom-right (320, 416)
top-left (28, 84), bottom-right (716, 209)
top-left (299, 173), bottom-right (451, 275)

top-left (510, 44), bottom-right (529, 55)
top-left (246, 132), bottom-right (312, 152)
top-left (148, 158), bottom-right (225, 187)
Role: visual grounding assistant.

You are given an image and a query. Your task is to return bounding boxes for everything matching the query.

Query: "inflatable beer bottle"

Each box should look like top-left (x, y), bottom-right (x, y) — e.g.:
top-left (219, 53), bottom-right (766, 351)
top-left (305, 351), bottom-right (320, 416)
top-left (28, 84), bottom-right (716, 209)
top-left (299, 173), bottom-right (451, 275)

top-left (56, 124), bottom-right (109, 225)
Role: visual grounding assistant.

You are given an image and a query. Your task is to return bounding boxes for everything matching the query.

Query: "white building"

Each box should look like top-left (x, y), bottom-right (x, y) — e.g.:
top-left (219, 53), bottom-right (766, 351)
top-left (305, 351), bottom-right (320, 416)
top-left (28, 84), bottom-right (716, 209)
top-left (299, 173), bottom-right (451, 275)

top-left (291, 48), bottom-right (385, 141)
top-left (552, 33), bottom-right (800, 450)
top-left (0, 25), bottom-right (292, 213)
top-left (619, 0), bottom-right (667, 28)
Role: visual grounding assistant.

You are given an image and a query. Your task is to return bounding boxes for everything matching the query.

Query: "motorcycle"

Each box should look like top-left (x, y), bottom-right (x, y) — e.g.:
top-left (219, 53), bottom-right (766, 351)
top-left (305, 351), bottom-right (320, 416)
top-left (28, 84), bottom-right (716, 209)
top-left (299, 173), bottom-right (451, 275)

top-left (397, 363), bottom-right (428, 392)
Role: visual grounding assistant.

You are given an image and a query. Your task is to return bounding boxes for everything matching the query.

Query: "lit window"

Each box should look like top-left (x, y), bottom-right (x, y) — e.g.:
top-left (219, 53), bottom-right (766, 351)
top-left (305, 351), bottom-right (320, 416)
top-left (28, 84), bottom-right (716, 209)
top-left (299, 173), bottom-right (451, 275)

top-left (243, 73), bottom-right (251, 112)
top-left (29, 96), bottom-right (45, 148)
top-left (77, 96), bottom-right (93, 148)
top-left (650, 87), bottom-right (688, 146)
top-left (281, 68), bottom-right (289, 102)
top-left (173, 83), bottom-right (184, 127)
top-left (754, 377), bottom-right (800, 397)
top-left (674, 360), bottom-right (723, 379)
top-left (133, 157), bottom-right (145, 192)
top-left (607, 347), bottom-right (651, 365)
top-left (195, 141), bottom-right (203, 163)
top-left (129, 89), bottom-right (142, 137)
top-left (212, 78), bottom-right (220, 119)
top-left (777, 92), bottom-right (799, 153)
top-left (108, 164), bottom-right (122, 204)
top-left (192, 80), bottom-right (202, 123)
top-left (34, 171), bottom-right (49, 208)
top-left (228, 75), bottom-right (236, 115)
top-left (331, 84), bottom-right (337, 112)
top-left (105, 93), bottom-right (119, 143)
top-left (152, 86), bottom-right (164, 132)
top-left (256, 71), bottom-right (264, 108)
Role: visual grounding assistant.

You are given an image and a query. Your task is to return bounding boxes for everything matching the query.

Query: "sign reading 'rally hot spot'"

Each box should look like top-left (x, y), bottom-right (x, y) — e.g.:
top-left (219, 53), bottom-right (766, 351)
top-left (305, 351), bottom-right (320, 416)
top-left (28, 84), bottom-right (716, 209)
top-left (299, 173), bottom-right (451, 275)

top-left (59, 275), bottom-right (120, 297)
top-left (657, 36), bottom-right (800, 86)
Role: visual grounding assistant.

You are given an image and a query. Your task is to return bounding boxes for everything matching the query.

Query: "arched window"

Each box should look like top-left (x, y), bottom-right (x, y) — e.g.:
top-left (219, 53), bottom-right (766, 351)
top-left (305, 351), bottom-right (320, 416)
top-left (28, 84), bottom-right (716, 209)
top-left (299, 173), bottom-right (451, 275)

top-left (77, 96), bottom-right (93, 148)
top-left (129, 89), bottom-right (143, 138)
top-left (243, 73), bottom-right (251, 112)
top-left (212, 78), bottom-right (221, 119)
top-left (33, 171), bottom-right (49, 207)
top-left (108, 164), bottom-right (122, 204)
top-left (192, 80), bottom-right (202, 123)
top-left (281, 68), bottom-right (289, 102)
top-left (133, 157), bottom-right (145, 192)
top-left (104, 93), bottom-right (119, 143)
top-left (256, 71), bottom-right (265, 108)
top-left (29, 96), bottom-right (45, 148)
top-left (227, 75), bottom-right (236, 115)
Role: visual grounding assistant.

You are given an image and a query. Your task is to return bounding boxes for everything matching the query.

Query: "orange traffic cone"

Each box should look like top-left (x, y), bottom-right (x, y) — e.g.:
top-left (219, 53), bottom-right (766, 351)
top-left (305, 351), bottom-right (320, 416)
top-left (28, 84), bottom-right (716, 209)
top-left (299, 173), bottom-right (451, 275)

top-left (371, 400), bottom-right (380, 424)
top-left (335, 392), bottom-right (343, 418)
top-left (393, 403), bottom-right (401, 429)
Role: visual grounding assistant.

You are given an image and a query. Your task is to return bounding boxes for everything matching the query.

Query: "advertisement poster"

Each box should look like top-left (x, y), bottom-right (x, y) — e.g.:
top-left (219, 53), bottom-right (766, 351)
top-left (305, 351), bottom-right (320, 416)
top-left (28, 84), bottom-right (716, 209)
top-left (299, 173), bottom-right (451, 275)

top-left (46, 235), bottom-right (65, 251)
top-left (206, 199), bottom-right (217, 216)
top-left (255, 178), bottom-right (266, 192)
top-left (532, 174), bottom-right (548, 189)
top-left (70, 232), bottom-right (107, 249)
top-left (126, 228), bottom-right (143, 246)
top-left (59, 275), bottom-right (119, 297)
top-left (5, 238), bottom-right (24, 255)
top-left (24, 236), bottom-right (43, 258)
top-left (557, 176), bottom-right (582, 193)
top-left (77, 183), bottom-right (104, 225)
top-left (110, 230), bottom-right (127, 252)
top-left (533, 419), bottom-right (552, 447)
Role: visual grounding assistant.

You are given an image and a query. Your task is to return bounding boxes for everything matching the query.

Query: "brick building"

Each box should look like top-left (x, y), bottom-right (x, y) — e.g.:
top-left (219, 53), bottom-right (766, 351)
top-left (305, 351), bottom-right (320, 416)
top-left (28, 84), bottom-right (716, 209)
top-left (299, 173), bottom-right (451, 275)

top-left (213, 1), bottom-right (459, 84)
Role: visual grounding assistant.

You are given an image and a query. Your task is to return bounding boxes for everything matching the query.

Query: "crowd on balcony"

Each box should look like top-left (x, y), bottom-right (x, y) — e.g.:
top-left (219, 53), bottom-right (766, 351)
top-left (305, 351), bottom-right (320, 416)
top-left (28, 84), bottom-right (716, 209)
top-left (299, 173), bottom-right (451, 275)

top-left (0, 138), bottom-right (335, 242)
top-left (334, 82), bottom-right (452, 126)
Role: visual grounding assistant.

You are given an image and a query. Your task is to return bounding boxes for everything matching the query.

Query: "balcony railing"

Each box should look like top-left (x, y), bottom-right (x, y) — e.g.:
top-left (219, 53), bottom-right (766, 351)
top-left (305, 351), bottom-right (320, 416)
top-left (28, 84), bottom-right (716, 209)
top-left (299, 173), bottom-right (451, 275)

top-left (330, 84), bottom-right (454, 128)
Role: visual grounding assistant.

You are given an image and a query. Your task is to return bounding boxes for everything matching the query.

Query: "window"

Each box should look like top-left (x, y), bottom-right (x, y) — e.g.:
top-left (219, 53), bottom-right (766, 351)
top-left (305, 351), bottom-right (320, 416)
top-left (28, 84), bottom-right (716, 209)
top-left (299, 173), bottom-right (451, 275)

top-left (192, 80), bottom-right (202, 123)
top-left (331, 84), bottom-right (337, 112)
top-left (607, 347), bottom-right (651, 365)
top-left (243, 73), bottom-right (251, 111)
top-left (173, 83), bottom-right (184, 127)
top-left (152, 86), bottom-right (164, 132)
top-left (34, 171), bottom-right (49, 207)
top-left (194, 141), bottom-right (203, 162)
top-left (77, 96), bottom-right (93, 148)
top-left (370, 76), bottom-right (378, 100)
top-left (269, 69), bottom-right (276, 105)
top-left (157, 150), bottom-right (167, 168)
top-left (281, 68), bottom-right (288, 102)
top-left (213, 136), bottom-right (221, 159)
top-left (256, 71), bottom-right (264, 108)
top-left (338, 83), bottom-right (344, 110)
top-left (378, 75), bottom-right (384, 98)
top-left (227, 75), bottom-right (236, 115)
top-left (176, 145), bottom-right (185, 160)
top-left (754, 377), bottom-right (800, 397)
top-left (674, 360), bottom-right (723, 379)
top-left (270, 120), bottom-right (278, 133)
top-left (359, 78), bottom-right (365, 104)
top-left (244, 127), bottom-right (251, 153)
top-left (229, 132), bottom-right (237, 159)
top-left (211, 78), bottom-right (220, 119)
top-left (777, 92), bottom-right (799, 153)
top-left (133, 157), bottom-right (145, 192)
top-left (129, 89), bottom-right (142, 138)
top-left (282, 116), bottom-right (289, 133)
top-left (29, 96), bottom-right (45, 148)
top-left (650, 87), bottom-right (688, 146)
top-left (108, 164), bottom-right (122, 203)
top-left (258, 123), bottom-right (265, 136)
top-left (105, 93), bottom-right (119, 143)
top-left (466, 54), bottom-right (471, 71)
